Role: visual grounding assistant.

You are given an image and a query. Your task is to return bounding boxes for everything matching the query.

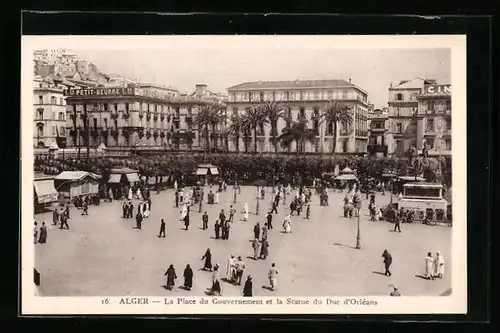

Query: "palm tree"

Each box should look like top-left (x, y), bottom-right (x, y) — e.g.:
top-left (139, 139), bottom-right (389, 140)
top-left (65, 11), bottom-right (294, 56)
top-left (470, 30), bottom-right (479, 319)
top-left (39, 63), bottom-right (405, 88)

top-left (241, 106), bottom-right (268, 153)
top-left (209, 105), bottom-right (226, 152)
top-left (193, 103), bottom-right (221, 155)
top-left (261, 101), bottom-right (284, 154)
top-left (321, 101), bottom-right (353, 154)
top-left (228, 113), bottom-right (243, 153)
top-left (278, 118), bottom-right (317, 158)
top-left (219, 127), bottom-right (231, 152)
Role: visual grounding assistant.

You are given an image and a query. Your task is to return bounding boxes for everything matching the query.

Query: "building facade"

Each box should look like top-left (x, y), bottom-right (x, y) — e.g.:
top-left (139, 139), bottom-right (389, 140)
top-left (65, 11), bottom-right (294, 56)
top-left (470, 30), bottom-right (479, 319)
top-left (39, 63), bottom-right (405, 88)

top-left (416, 83), bottom-right (452, 156)
top-left (387, 78), bottom-right (430, 156)
top-left (367, 108), bottom-right (389, 157)
top-left (33, 75), bottom-right (69, 148)
top-left (226, 79), bottom-right (369, 154)
top-left (63, 85), bottom-right (215, 151)
top-left (386, 78), bottom-right (450, 157)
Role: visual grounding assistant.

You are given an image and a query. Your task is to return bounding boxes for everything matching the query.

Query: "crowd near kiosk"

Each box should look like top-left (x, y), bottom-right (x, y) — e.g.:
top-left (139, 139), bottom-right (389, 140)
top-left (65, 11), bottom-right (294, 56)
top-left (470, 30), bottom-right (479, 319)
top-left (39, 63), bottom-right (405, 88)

top-left (195, 164), bottom-right (219, 185)
top-left (107, 168), bottom-right (140, 199)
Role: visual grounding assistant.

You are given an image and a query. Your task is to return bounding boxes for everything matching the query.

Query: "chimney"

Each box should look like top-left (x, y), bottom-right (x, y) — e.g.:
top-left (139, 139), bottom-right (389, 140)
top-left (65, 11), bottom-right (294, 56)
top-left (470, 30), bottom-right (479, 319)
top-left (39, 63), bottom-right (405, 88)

top-left (195, 84), bottom-right (208, 95)
top-left (349, 78), bottom-right (351, 83)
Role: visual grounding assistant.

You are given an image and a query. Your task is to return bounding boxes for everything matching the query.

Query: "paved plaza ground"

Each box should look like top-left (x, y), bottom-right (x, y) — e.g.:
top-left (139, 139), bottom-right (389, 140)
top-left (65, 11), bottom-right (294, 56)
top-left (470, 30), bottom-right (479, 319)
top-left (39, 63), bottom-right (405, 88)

top-left (34, 186), bottom-right (451, 297)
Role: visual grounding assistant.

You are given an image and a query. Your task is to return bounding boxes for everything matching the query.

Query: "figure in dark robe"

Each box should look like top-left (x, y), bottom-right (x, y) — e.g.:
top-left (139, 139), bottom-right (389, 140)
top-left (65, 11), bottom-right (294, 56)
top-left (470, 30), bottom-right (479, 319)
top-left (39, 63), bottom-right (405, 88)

top-left (259, 239), bottom-right (269, 259)
top-left (214, 220), bottom-right (220, 239)
top-left (253, 222), bottom-right (260, 240)
top-left (201, 248), bottom-right (213, 271)
top-left (243, 275), bottom-right (253, 297)
top-left (38, 222), bottom-right (47, 244)
top-left (183, 212), bottom-right (190, 230)
top-left (164, 264), bottom-right (177, 290)
top-left (136, 212), bottom-right (143, 230)
top-left (183, 264), bottom-right (193, 291)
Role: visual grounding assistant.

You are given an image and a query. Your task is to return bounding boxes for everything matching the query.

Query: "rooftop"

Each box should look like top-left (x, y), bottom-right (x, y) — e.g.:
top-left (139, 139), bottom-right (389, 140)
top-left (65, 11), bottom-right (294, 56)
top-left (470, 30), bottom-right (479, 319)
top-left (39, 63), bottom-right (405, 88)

top-left (227, 79), bottom-right (361, 92)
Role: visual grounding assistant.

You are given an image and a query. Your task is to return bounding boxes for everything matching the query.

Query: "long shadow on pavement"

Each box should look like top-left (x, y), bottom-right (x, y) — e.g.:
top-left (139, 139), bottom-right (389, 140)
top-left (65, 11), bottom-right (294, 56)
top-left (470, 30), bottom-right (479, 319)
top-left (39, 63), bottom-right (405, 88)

top-left (333, 242), bottom-right (357, 250)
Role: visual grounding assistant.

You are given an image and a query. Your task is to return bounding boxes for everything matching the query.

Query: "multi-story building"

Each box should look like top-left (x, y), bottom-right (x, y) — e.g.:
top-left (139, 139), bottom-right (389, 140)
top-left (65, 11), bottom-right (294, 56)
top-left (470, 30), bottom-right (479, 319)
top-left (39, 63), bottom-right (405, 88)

top-left (386, 78), bottom-right (450, 157)
top-left (33, 75), bottom-right (69, 148)
top-left (226, 79), bottom-right (369, 154)
top-left (416, 83), bottom-right (452, 156)
top-left (387, 78), bottom-right (434, 156)
top-left (63, 85), bottom-right (215, 151)
top-left (367, 108), bottom-right (389, 157)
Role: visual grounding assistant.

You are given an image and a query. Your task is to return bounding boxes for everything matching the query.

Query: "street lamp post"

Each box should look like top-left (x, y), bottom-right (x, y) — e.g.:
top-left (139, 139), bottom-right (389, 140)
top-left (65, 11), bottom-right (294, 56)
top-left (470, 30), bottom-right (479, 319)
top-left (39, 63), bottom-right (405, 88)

top-left (355, 208), bottom-right (361, 249)
top-left (256, 193), bottom-right (260, 215)
top-left (353, 191), bottom-right (362, 250)
top-left (233, 185), bottom-right (237, 204)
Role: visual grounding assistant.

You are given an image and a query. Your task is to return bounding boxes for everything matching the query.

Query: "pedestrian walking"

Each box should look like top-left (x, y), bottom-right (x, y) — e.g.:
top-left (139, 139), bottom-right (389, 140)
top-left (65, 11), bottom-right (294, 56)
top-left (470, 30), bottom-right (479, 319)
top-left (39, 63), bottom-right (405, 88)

top-left (38, 221), bottom-right (47, 244)
top-left (266, 211), bottom-right (273, 229)
top-left (382, 249), bottom-right (392, 276)
top-left (261, 224), bottom-right (268, 241)
top-left (393, 213), bottom-right (401, 233)
top-left (164, 264), bottom-right (177, 290)
top-left (229, 205), bottom-right (236, 222)
top-left (201, 248), bottom-right (213, 271)
top-left (253, 222), bottom-right (261, 239)
top-left (425, 252), bottom-right (435, 280)
top-left (259, 239), bottom-right (269, 259)
top-left (135, 212), bottom-right (143, 230)
top-left (81, 201), bottom-right (88, 215)
top-left (243, 275), bottom-right (253, 297)
top-left (434, 251), bottom-right (445, 279)
top-left (184, 212), bottom-right (190, 230)
top-left (225, 254), bottom-right (236, 283)
top-left (252, 238), bottom-right (260, 260)
top-left (305, 203), bottom-right (311, 219)
top-left (202, 211), bottom-right (209, 230)
top-left (183, 264), bottom-right (193, 291)
top-left (33, 222), bottom-right (38, 244)
top-left (158, 219), bottom-right (166, 237)
top-left (210, 264), bottom-right (221, 296)
top-left (268, 263), bottom-right (279, 291)
top-left (235, 256), bottom-right (245, 285)
top-left (219, 209), bottom-right (226, 224)
top-left (214, 220), bottom-right (220, 239)
top-left (60, 215), bottom-right (70, 230)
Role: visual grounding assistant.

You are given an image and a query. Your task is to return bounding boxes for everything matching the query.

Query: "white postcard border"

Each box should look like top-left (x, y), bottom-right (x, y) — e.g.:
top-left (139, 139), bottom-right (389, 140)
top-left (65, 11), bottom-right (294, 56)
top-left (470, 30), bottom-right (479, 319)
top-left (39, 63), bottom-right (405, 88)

top-left (21, 35), bottom-right (467, 315)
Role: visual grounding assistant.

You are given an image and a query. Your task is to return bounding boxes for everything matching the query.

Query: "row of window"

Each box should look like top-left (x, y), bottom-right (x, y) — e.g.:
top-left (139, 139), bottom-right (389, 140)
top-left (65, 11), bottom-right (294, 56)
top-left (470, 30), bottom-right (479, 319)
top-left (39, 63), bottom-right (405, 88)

top-left (394, 138), bottom-right (451, 151)
top-left (392, 117), bottom-right (451, 134)
top-left (230, 89), bottom-right (367, 103)
top-left (35, 125), bottom-right (66, 137)
top-left (70, 103), bottom-right (188, 115)
top-left (37, 95), bottom-right (65, 106)
top-left (36, 109), bottom-right (65, 121)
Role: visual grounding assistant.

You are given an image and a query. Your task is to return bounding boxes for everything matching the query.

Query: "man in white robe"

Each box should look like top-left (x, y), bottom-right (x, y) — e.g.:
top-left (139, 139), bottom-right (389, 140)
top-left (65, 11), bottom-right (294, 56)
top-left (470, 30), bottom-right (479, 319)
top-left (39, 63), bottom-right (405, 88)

top-left (425, 252), bottom-right (435, 280)
top-left (225, 254), bottom-right (236, 282)
top-left (435, 251), bottom-right (445, 278)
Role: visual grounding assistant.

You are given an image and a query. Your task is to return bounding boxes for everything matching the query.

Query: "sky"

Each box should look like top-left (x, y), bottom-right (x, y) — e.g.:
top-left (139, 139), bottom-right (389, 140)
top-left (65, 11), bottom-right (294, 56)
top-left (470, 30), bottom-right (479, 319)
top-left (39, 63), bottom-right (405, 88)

top-left (73, 38), bottom-right (450, 109)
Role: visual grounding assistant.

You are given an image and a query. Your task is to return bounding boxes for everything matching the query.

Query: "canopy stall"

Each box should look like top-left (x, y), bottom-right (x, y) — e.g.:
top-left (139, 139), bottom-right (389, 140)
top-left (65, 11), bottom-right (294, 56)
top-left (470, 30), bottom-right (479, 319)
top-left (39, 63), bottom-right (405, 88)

top-left (196, 168), bottom-right (208, 175)
top-left (108, 168), bottom-right (140, 185)
top-left (335, 174), bottom-right (358, 181)
top-left (126, 173), bottom-right (140, 183)
top-left (195, 164), bottom-right (219, 185)
top-left (55, 171), bottom-right (101, 199)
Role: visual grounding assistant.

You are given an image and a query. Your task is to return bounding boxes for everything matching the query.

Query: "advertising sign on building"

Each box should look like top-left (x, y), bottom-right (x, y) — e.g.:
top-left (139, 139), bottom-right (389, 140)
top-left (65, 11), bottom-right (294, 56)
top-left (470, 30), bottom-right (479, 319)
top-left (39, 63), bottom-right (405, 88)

top-left (63, 87), bottom-right (135, 97)
top-left (424, 84), bottom-right (451, 95)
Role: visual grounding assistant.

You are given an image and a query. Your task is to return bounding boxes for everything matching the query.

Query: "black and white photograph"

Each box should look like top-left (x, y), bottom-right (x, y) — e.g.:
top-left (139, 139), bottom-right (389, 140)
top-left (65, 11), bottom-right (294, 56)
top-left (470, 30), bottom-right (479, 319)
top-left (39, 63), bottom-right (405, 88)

top-left (21, 35), bottom-right (467, 315)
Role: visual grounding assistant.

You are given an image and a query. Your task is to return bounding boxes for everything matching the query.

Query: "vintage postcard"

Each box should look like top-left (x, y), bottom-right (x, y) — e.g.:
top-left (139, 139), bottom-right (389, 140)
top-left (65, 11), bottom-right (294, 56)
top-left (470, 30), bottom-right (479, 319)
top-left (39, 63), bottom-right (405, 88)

top-left (21, 35), bottom-right (467, 315)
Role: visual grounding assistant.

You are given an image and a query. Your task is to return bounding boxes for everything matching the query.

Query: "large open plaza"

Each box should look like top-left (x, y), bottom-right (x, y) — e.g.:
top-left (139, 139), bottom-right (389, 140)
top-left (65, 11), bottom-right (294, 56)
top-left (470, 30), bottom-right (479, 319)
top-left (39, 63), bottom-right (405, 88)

top-left (34, 186), bottom-right (451, 297)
